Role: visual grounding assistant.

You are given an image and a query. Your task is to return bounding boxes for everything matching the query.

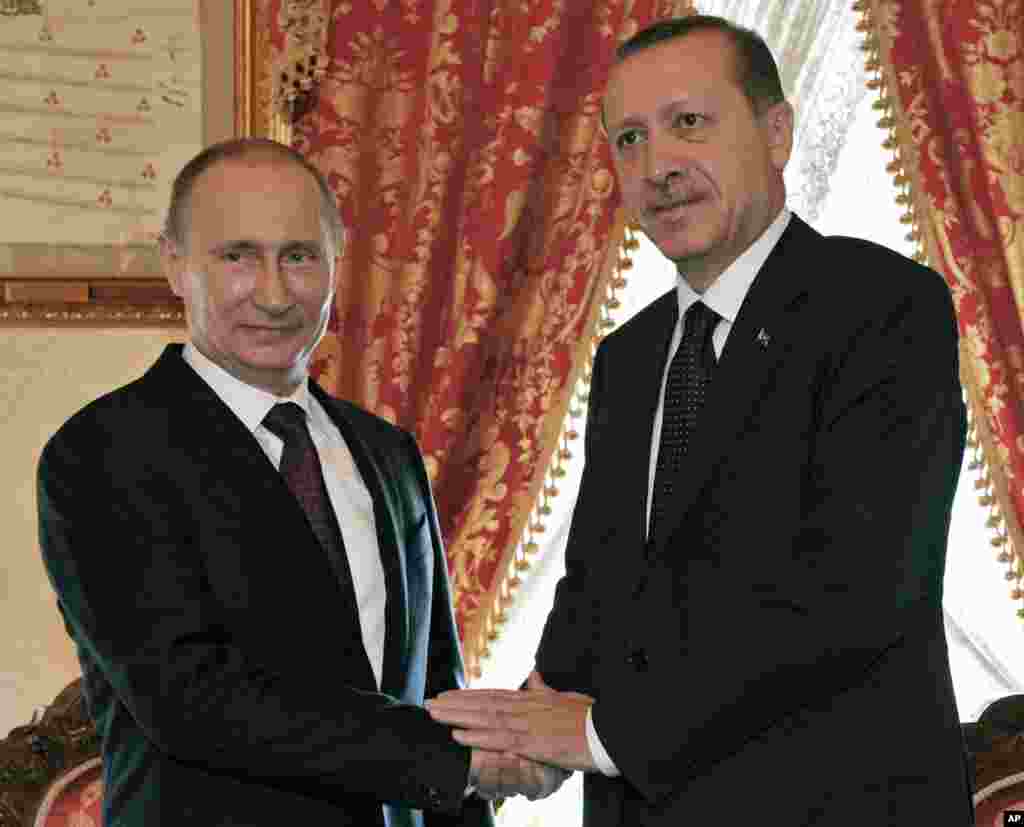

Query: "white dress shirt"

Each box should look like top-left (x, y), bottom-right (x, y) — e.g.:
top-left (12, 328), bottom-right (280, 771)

top-left (183, 344), bottom-right (388, 690)
top-left (584, 207), bottom-right (792, 777)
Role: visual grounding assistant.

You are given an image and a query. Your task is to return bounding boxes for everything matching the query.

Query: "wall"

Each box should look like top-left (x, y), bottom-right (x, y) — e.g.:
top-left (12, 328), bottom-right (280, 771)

top-left (0, 0), bottom-right (235, 738)
top-left (0, 328), bottom-right (180, 734)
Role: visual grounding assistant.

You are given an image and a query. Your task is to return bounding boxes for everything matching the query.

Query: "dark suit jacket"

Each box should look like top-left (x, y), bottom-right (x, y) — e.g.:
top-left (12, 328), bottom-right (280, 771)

top-left (37, 344), bottom-right (494, 827)
top-left (535, 215), bottom-right (974, 825)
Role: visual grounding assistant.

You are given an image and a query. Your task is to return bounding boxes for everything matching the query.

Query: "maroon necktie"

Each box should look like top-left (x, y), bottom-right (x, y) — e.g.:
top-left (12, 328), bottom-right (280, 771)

top-left (649, 301), bottom-right (720, 545)
top-left (262, 402), bottom-right (358, 595)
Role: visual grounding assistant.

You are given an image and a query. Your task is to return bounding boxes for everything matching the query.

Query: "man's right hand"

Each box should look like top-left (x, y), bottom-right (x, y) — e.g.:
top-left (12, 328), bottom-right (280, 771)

top-left (469, 748), bottom-right (571, 801)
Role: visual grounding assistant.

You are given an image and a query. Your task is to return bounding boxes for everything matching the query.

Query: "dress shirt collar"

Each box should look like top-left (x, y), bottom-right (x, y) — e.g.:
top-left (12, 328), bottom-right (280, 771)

top-left (182, 342), bottom-right (311, 433)
top-left (675, 207), bottom-right (791, 324)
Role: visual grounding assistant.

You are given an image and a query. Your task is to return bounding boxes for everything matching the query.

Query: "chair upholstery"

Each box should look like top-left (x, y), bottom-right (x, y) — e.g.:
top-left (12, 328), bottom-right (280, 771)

top-left (969, 695), bottom-right (1024, 826)
top-left (0, 679), bottom-right (100, 827)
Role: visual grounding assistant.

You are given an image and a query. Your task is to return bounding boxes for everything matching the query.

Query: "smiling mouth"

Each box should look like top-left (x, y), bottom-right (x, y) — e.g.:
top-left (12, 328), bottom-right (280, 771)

top-left (646, 198), bottom-right (704, 223)
top-left (244, 325), bottom-right (298, 333)
top-left (650, 196), bottom-right (702, 214)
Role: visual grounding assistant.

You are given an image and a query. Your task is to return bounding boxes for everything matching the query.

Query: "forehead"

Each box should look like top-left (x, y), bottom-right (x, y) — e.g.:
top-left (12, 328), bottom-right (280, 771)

top-left (186, 157), bottom-right (324, 242)
top-left (604, 29), bottom-right (742, 125)
top-left (190, 156), bottom-right (320, 203)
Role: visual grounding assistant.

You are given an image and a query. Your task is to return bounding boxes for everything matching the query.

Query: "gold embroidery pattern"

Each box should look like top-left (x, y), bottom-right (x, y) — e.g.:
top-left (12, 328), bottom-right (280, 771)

top-left (291, 0), bottom-right (693, 672)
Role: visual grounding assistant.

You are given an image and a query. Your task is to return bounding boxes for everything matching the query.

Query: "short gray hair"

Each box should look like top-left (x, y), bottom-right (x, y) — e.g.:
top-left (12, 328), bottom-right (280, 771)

top-left (162, 138), bottom-right (345, 261)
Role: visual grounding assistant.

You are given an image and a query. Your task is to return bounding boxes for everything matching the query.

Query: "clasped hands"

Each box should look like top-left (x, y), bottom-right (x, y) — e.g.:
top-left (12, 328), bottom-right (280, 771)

top-left (426, 671), bottom-right (597, 801)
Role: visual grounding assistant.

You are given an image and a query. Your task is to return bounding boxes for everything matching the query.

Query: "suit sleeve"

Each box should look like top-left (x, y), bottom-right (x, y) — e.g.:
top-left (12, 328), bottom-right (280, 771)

top-left (37, 422), bottom-right (481, 817)
top-left (590, 271), bottom-right (966, 803)
top-left (406, 430), bottom-right (495, 827)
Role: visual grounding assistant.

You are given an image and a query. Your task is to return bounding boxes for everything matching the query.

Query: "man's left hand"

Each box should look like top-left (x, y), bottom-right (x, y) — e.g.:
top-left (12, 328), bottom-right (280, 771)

top-left (426, 672), bottom-right (598, 772)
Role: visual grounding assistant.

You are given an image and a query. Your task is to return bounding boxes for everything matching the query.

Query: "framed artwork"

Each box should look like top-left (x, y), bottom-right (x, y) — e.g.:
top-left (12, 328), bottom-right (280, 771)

top-left (0, 0), bottom-right (289, 327)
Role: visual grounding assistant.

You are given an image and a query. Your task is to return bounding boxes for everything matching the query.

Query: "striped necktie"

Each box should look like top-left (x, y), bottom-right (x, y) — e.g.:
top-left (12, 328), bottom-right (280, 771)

top-left (262, 402), bottom-right (359, 603)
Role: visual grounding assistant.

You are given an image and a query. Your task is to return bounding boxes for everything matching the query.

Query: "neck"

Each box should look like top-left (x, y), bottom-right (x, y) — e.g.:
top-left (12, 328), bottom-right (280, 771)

top-left (677, 259), bottom-right (720, 294)
top-left (191, 341), bottom-right (309, 398)
top-left (677, 202), bottom-right (785, 294)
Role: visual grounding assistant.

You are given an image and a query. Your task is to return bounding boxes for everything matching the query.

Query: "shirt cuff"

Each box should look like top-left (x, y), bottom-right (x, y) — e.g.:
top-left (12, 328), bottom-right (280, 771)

top-left (586, 704), bottom-right (621, 777)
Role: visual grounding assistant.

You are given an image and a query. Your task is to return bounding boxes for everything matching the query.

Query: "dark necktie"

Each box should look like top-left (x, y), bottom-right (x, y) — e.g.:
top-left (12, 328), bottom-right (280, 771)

top-left (262, 402), bottom-right (359, 599)
top-left (649, 300), bottom-right (720, 545)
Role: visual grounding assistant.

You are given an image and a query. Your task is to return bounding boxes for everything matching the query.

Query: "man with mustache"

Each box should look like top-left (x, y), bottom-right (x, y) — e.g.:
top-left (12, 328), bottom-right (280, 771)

top-left (37, 138), bottom-right (567, 826)
top-left (427, 15), bottom-right (974, 825)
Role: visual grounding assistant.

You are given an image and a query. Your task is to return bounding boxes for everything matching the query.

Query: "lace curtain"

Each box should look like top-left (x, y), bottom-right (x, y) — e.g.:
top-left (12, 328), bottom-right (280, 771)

top-left (698, 0), bottom-right (869, 222)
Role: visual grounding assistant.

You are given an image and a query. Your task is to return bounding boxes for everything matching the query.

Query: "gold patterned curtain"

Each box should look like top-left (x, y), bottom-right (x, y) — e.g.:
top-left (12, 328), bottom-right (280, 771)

top-left (856, 0), bottom-right (1024, 621)
top-left (266, 0), bottom-right (692, 675)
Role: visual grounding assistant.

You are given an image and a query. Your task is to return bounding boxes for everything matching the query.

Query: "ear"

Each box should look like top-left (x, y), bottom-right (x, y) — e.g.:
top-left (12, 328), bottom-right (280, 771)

top-left (159, 234), bottom-right (186, 298)
top-left (761, 100), bottom-right (794, 172)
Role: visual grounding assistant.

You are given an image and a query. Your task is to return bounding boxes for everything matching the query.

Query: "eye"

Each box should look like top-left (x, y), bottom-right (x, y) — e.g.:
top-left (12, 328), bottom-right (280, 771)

top-left (673, 112), bottom-right (705, 129)
top-left (284, 249), bottom-right (319, 266)
top-left (614, 129), bottom-right (644, 152)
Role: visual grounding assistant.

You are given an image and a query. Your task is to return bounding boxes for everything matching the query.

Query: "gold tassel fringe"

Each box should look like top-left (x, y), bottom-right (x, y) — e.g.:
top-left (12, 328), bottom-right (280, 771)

top-left (468, 215), bottom-right (636, 677)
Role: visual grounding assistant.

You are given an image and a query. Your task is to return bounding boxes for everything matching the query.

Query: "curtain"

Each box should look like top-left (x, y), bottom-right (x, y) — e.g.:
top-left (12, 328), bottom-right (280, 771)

top-left (856, 0), bottom-right (1024, 623)
top-left (269, 0), bottom-right (694, 675)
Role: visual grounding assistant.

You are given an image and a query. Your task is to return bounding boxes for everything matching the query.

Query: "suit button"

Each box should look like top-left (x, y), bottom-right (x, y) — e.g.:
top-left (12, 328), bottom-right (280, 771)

top-left (625, 649), bottom-right (648, 671)
top-left (632, 579), bottom-right (646, 599)
top-left (425, 786), bottom-right (444, 809)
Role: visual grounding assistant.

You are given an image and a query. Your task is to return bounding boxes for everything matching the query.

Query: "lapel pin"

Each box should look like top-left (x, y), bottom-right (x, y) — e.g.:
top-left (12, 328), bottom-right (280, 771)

top-left (756, 328), bottom-right (771, 349)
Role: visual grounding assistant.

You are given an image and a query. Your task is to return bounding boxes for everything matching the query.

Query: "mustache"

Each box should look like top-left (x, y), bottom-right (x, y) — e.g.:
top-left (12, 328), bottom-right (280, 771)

top-left (648, 175), bottom-right (705, 205)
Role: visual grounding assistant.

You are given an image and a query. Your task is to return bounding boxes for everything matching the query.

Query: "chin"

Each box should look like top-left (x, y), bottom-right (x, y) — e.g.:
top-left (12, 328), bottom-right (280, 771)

top-left (651, 236), bottom-right (715, 265)
top-left (238, 342), bottom-right (308, 370)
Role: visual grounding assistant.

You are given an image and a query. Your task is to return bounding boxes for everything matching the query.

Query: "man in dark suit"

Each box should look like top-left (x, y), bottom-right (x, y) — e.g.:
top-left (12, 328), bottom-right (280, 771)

top-left (37, 138), bottom-right (566, 826)
top-left (426, 16), bottom-right (975, 825)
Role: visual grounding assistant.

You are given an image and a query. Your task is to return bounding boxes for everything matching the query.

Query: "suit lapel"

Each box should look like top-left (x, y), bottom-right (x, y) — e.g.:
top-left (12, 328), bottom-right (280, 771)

top-left (651, 216), bottom-right (817, 555)
top-left (311, 384), bottom-right (410, 696)
top-left (146, 344), bottom-right (288, 492)
top-left (620, 289), bottom-right (679, 547)
top-left (147, 347), bottom-right (399, 691)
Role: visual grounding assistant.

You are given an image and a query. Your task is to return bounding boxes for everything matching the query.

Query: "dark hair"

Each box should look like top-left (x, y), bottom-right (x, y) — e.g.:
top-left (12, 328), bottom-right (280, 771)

top-left (615, 15), bottom-right (785, 114)
top-left (162, 137), bottom-right (344, 260)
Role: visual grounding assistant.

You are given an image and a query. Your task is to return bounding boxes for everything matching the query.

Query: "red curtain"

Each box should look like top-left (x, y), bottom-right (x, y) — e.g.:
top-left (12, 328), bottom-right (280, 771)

top-left (267, 0), bottom-right (693, 675)
top-left (857, 0), bottom-right (1024, 619)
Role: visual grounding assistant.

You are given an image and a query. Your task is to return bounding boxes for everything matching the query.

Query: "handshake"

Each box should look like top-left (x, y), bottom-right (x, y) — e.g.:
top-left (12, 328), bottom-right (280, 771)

top-left (425, 671), bottom-right (598, 802)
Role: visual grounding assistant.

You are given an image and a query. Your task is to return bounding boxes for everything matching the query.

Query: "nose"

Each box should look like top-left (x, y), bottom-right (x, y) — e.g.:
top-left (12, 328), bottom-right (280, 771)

top-left (642, 131), bottom-right (685, 189)
top-left (647, 168), bottom-right (683, 191)
top-left (252, 256), bottom-right (292, 313)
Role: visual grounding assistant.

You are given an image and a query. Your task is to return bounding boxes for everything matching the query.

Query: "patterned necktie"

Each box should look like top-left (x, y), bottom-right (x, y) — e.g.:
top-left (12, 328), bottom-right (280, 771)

top-left (649, 300), bottom-right (720, 544)
top-left (262, 402), bottom-right (358, 597)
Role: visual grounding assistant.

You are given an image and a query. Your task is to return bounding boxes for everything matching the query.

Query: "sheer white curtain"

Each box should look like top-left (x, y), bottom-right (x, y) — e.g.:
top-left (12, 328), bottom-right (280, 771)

top-left (477, 4), bottom-right (1024, 824)
top-left (699, 0), bottom-right (869, 221)
top-left (814, 89), bottom-right (1024, 721)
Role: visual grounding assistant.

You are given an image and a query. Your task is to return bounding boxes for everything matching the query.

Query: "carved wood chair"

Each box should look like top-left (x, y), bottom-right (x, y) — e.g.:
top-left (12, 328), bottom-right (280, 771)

top-left (966, 694), bottom-right (1024, 825)
top-left (10, 680), bottom-right (1023, 826)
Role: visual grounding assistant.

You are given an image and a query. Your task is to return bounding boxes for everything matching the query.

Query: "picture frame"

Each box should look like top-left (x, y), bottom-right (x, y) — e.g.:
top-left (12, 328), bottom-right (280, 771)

top-left (0, 0), bottom-right (290, 327)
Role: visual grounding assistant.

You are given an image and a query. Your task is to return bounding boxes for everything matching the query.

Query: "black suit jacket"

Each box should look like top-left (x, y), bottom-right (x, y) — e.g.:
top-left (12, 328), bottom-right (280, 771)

top-left (535, 215), bottom-right (974, 825)
top-left (37, 344), bottom-right (494, 827)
